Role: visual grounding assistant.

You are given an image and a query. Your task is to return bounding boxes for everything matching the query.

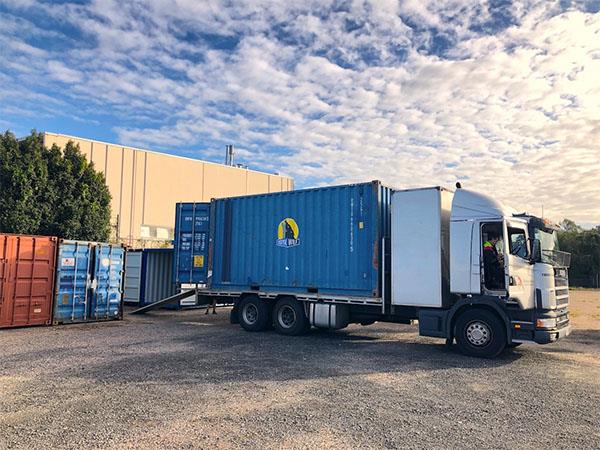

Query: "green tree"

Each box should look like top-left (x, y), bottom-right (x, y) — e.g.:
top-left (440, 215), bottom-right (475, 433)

top-left (0, 130), bottom-right (111, 241)
top-left (558, 221), bottom-right (600, 287)
top-left (0, 131), bottom-right (49, 234)
top-left (559, 218), bottom-right (582, 232)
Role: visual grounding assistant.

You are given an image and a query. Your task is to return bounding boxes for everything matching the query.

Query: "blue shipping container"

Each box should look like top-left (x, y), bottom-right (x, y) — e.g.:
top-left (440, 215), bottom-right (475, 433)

top-left (173, 203), bottom-right (210, 284)
top-left (53, 240), bottom-right (124, 324)
top-left (124, 249), bottom-right (177, 306)
top-left (210, 181), bottom-right (392, 298)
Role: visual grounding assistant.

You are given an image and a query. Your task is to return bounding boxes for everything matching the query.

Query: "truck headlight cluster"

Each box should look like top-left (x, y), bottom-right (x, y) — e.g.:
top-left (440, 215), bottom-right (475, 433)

top-left (536, 318), bottom-right (557, 329)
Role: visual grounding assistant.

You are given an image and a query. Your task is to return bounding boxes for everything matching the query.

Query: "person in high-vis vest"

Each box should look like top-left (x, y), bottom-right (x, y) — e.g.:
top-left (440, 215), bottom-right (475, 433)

top-left (483, 230), bottom-right (505, 289)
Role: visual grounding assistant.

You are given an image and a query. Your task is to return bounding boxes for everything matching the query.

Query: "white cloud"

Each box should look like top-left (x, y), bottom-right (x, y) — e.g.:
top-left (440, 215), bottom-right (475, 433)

top-left (47, 61), bottom-right (83, 84)
top-left (0, 1), bottom-right (599, 223)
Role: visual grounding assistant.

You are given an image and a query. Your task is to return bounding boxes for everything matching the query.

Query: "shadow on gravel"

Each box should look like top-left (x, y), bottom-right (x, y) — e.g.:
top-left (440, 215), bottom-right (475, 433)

top-left (69, 320), bottom-right (524, 386)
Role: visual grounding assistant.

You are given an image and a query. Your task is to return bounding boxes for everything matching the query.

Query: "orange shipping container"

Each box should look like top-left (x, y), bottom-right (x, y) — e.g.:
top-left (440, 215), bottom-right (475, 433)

top-left (0, 234), bottom-right (57, 329)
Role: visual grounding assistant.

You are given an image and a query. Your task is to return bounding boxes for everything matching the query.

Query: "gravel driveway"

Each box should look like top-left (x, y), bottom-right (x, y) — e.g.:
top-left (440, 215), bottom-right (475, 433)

top-left (1, 297), bottom-right (599, 449)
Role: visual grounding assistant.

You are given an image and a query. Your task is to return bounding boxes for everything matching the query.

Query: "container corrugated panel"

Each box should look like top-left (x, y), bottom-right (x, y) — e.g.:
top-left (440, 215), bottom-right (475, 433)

top-left (124, 249), bottom-right (177, 306)
top-left (53, 240), bottom-right (124, 324)
top-left (173, 203), bottom-right (210, 284)
top-left (89, 243), bottom-right (124, 320)
top-left (123, 251), bottom-right (143, 304)
top-left (142, 249), bottom-right (177, 306)
top-left (53, 241), bottom-right (92, 323)
top-left (0, 234), bottom-right (57, 329)
top-left (210, 181), bottom-right (393, 298)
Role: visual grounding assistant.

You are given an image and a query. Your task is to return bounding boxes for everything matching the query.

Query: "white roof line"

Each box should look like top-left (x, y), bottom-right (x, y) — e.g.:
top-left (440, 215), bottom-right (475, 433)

top-left (43, 131), bottom-right (292, 179)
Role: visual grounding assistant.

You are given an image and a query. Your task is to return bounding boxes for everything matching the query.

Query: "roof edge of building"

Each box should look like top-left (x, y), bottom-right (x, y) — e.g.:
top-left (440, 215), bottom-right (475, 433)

top-left (43, 131), bottom-right (293, 180)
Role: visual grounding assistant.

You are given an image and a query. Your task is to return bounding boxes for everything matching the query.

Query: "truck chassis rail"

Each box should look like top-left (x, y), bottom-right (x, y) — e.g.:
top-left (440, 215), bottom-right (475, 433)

top-left (195, 289), bottom-right (383, 306)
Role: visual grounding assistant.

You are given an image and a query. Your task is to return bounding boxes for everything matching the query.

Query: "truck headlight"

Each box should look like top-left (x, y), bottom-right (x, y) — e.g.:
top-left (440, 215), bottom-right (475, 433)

top-left (536, 318), bottom-right (557, 329)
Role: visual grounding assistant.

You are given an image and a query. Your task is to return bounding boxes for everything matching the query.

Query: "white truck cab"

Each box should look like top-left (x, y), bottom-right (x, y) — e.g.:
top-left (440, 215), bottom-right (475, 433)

top-left (429, 188), bottom-right (572, 354)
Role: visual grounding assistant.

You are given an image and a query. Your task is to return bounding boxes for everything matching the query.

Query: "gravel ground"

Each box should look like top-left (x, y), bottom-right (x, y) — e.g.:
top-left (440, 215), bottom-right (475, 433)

top-left (1, 292), bottom-right (599, 449)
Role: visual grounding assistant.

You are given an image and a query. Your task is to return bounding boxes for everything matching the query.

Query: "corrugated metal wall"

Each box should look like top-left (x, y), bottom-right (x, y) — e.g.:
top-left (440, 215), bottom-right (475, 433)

top-left (0, 234), bottom-right (57, 329)
top-left (209, 181), bottom-right (392, 298)
top-left (123, 251), bottom-right (143, 304)
top-left (142, 250), bottom-right (177, 305)
top-left (42, 132), bottom-right (294, 246)
top-left (173, 203), bottom-right (211, 284)
top-left (53, 240), bottom-right (124, 324)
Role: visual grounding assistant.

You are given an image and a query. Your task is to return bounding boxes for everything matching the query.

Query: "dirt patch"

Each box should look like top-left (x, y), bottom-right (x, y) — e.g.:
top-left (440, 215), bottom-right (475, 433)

top-left (569, 289), bottom-right (600, 330)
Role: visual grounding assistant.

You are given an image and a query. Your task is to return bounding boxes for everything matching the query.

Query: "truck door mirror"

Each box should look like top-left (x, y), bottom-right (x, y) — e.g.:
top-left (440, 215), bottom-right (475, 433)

top-left (530, 238), bottom-right (541, 263)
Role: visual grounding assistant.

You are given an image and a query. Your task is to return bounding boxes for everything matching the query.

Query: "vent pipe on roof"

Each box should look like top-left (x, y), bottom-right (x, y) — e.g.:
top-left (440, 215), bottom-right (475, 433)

top-left (225, 144), bottom-right (235, 166)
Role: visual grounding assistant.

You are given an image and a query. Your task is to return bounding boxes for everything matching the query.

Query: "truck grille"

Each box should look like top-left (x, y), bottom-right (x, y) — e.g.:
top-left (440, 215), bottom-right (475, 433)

top-left (554, 268), bottom-right (569, 306)
top-left (556, 312), bottom-right (570, 328)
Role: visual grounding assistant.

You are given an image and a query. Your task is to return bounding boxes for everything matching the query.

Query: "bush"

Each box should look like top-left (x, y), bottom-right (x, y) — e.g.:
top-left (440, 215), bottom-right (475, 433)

top-left (0, 130), bottom-right (111, 241)
top-left (558, 221), bottom-right (600, 287)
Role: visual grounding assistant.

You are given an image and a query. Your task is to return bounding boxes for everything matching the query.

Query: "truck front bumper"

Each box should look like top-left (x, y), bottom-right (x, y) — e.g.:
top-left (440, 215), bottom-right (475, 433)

top-left (534, 324), bottom-right (572, 344)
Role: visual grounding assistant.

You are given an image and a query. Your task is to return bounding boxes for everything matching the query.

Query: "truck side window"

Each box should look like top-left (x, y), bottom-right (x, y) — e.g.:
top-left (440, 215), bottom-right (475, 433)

top-left (481, 223), bottom-right (505, 291)
top-left (508, 227), bottom-right (528, 259)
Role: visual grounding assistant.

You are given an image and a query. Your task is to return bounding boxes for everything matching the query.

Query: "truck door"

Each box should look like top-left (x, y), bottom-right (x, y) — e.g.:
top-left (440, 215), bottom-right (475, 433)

top-left (504, 221), bottom-right (534, 308)
top-left (480, 222), bottom-right (506, 293)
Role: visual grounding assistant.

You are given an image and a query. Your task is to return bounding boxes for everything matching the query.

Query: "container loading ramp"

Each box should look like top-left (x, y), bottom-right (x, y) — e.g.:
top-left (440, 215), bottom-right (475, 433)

top-left (129, 290), bottom-right (196, 314)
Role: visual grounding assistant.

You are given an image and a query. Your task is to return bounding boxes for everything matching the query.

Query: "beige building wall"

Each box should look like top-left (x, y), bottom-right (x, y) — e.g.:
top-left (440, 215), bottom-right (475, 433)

top-left (43, 132), bottom-right (294, 246)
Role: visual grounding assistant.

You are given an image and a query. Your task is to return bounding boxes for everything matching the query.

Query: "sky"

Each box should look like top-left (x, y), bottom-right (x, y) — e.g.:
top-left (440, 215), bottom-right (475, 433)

top-left (1, 0), bottom-right (599, 225)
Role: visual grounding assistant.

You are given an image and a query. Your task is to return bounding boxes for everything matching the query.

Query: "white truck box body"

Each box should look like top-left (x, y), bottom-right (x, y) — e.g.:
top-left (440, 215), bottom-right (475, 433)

top-left (391, 187), bottom-right (453, 308)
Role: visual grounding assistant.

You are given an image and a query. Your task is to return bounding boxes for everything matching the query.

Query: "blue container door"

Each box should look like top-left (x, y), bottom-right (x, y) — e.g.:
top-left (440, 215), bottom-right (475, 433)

top-left (174, 203), bottom-right (210, 284)
top-left (123, 251), bottom-right (143, 304)
top-left (53, 242), bottom-right (92, 324)
top-left (90, 244), bottom-right (124, 320)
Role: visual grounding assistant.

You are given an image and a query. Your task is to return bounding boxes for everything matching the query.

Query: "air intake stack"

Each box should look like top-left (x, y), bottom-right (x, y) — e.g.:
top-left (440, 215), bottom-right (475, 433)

top-left (225, 144), bottom-right (235, 166)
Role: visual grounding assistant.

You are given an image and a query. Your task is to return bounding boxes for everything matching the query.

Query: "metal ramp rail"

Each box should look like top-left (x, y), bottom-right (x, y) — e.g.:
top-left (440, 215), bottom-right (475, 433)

top-left (129, 290), bottom-right (196, 315)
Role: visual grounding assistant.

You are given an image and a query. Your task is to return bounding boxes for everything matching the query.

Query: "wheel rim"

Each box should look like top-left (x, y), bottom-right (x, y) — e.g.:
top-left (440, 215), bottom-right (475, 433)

top-left (278, 305), bottom-right (297, 329)
top-left (465, 320), bottom-right (492, 347)
top-left (242, 303), bottom-right (258, 325)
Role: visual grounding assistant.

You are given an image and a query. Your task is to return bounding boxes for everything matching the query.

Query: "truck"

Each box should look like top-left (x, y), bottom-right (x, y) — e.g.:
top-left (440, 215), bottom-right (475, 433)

top-left (173, 181), bottom-right (571, 358)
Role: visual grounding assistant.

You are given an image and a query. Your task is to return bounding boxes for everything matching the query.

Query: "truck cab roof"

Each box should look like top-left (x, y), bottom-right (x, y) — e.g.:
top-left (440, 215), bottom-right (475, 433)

top-left (451, 189), bottom-right (516, 221)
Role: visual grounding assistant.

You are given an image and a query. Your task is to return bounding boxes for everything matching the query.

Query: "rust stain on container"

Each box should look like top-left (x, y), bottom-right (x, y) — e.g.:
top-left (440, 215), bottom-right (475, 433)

top-left (0, 234), bottom-right (57, 329)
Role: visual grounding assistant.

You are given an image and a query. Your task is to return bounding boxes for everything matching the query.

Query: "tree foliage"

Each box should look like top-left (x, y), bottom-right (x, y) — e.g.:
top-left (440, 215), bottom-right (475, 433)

top-left (559, 218), bottom-right (582, 233)
top-left (558, 219), bottom-right (600, 287)
top-left (0, 130), bottom-right (111, 241)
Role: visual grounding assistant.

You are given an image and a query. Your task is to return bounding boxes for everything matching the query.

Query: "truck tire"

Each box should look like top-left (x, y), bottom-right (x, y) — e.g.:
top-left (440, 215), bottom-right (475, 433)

top-left (455, 309), bottom-right (506, 358)
top-left (238, 295), bottom-right (271, 332)
top-left (273, 297), bottom-right (310, 336)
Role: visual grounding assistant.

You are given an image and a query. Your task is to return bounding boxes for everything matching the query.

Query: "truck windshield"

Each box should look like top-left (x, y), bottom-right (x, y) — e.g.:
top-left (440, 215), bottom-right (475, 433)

top-left (534, 228), bottom-right (571, 267)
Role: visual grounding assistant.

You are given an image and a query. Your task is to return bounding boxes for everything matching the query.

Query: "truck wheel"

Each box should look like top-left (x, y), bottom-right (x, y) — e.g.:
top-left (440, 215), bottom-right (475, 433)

top-left (273, 297), bottom-right (310, 336)
top-left (238, 295), bottom-right (270, 332)
top-left (455, 309), bottom-right (506, 358)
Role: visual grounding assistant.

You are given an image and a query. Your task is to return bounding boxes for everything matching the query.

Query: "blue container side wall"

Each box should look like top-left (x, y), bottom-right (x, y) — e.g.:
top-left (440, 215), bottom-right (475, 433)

top-left (210, 181), bottom-right (392, 297)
